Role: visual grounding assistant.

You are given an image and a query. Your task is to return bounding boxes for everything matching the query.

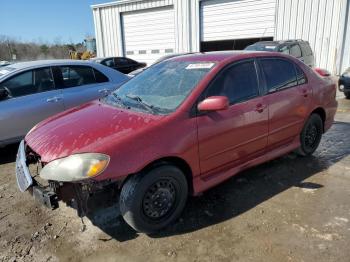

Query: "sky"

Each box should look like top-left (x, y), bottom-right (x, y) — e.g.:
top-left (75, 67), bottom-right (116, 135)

top-left (0, 0), bottom-right (111, 44)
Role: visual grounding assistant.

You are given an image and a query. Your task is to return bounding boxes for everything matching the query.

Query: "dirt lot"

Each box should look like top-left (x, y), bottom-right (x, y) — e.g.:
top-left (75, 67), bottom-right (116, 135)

top-left (0, 94), bottom-right (349, 262)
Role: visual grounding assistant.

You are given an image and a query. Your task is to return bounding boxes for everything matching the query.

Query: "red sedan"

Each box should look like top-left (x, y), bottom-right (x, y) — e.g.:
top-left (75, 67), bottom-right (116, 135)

top-left (16, 51), bottom-right (338, 233)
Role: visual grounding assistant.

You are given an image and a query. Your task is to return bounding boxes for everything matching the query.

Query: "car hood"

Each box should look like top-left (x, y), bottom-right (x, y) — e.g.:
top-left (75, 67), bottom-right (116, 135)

top-left (25, 100), bottom-right (164, 163)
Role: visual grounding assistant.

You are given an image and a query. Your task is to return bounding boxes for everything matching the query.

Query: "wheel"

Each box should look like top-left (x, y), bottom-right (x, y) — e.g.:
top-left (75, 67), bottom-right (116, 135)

top-left (119, 165), bottom-right (188, 233)
top-left (345, 92), bottom-right (350, 99)
top-left (297, 114), bottom-right (323, 156)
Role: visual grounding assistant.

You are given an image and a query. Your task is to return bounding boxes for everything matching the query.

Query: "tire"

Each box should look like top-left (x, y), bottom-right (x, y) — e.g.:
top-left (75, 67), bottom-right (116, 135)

top-left (345, 92), bottom-right (350, 99)
top-left (119, 165), bottom-right (188, 233)
top-left (297, 114), bottom-right (323, 156)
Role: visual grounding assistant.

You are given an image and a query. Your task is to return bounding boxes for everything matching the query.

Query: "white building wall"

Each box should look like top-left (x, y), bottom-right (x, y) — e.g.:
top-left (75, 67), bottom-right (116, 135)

top-left (93, 0), bottom-right (349, 72)
top-left (275, 0), bottom-right (348, 74)
top-left (92, 0), bottom-right (175, 58)
top-left (339, 0), bottom-right (350, 73)
top-left (200, 0), bottom-right (276, 42)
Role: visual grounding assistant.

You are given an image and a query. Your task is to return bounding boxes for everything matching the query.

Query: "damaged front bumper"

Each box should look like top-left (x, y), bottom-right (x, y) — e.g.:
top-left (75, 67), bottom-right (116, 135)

top-left (15, 140), bottom-right (59, 209)
top-left (15, 140), bottom-right (120, 215)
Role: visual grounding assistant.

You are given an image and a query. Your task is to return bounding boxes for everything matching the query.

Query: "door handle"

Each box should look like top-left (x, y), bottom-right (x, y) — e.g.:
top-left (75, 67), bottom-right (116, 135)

top-left (46, 96), bottom-right (62, 103)
top-left (255, 103), bottom-right (266, 113)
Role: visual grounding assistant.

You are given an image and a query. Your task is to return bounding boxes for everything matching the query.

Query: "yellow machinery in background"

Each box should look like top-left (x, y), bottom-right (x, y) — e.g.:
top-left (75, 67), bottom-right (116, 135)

top-left (69, 50), bottom-right (95, 60)
top-left (69, 37), bottom-right (97, 60)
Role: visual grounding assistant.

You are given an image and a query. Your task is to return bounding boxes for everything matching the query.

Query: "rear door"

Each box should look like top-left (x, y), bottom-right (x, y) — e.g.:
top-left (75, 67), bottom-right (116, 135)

top-left (0, 67), bottom-right (64, 143)
top-left (53, 65), bottom-right (113, 110)
top-left (258, 57), bottom-right (312, 150)
top-left (196, 59), bottom-right (268, 177)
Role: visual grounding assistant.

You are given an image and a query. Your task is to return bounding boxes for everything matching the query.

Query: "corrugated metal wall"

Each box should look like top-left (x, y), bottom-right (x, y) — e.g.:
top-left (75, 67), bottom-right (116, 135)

top-left (275, 0), bottom-right (348, 74)
top-left (92, 0), bottom-right (174, 58)
top-left (200, 0), bottom-right (276, 42)
top-left (93, 0), bottom-right (350, 72)
top-left (339, 0), bottom-right (350, 73)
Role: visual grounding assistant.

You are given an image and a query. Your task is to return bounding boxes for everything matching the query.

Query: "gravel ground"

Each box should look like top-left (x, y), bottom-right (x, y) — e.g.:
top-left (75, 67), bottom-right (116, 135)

top-left (0, 94), bottom-right (349, 262)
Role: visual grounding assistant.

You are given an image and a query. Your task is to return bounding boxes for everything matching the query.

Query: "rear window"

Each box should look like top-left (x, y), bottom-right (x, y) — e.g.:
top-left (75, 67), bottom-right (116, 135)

top-left (300, 42), bottom-right (313, 56)
top-left (290, 44), bottom-right (302, 58)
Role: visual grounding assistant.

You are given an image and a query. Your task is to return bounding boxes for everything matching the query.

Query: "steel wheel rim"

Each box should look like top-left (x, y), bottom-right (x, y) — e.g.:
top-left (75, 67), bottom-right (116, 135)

top-left (142, 179), bottom-right (177, 220)
top-left (305, 123), bottom-right (319, 149)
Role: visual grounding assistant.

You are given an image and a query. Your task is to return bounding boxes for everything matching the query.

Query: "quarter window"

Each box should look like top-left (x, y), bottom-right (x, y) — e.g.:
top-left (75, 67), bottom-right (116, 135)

top-left (93, 68), bottom-right (109, 83)
top-left (290, 44), bottom-right (302, 58)
top-left (260, 58), bottom-right (298, 92)
top-left (205, 61), bottom-right (259, 104)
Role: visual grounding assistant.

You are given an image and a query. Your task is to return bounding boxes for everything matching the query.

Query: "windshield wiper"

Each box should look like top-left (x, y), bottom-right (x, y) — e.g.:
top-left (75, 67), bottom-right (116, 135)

top-left (111, 93), bottom-right (128, 108)
top-left (125, 94), bottom-right (155, 114)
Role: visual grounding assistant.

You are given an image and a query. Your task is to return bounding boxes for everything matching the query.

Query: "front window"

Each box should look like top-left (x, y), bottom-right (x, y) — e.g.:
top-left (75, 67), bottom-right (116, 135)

top-left (0, 66), bottom-right (16, 79)
top-left (104, 60), bottom-right (215, 114)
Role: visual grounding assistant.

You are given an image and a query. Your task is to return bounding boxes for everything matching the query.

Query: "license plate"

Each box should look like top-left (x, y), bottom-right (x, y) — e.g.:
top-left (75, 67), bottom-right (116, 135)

top-left (15, 140), bottom-right (33, 192)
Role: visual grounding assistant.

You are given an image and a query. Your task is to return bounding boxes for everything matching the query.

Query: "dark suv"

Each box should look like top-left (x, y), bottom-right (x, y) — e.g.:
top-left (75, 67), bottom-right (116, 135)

top-left (245, 40), bottom-right (315, 68)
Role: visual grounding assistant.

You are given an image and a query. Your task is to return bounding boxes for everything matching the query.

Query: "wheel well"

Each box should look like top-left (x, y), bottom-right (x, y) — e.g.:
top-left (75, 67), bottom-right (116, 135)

top-left (311, 107), bottom-right (326, 131)
top-left (122, 157), bottom-right (194, 195)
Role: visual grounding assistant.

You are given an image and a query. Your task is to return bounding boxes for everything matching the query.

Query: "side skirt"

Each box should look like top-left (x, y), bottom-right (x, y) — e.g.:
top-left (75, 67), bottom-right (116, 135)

top-left (192, 136), bottom-right (300, 195)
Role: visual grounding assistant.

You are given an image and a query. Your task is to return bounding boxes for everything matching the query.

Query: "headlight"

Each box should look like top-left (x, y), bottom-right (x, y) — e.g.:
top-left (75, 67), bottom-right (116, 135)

top-left (40, 153), bottom-right (110, 182)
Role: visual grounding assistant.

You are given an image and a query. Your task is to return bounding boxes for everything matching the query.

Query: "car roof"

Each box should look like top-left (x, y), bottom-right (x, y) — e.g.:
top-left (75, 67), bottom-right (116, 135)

top-left (170, 51), bottom-right (288, 63)
top-left (6, 59), bottom-right (97, 71)
top-left (0, 59), bottom-right (130, 83)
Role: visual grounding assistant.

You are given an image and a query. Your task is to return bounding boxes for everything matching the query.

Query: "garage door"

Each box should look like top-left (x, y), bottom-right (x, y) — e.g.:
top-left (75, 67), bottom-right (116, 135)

top-left (122, 6), bottom-right (176, 66)
top-left (200, 0), bottom-right (276, 42)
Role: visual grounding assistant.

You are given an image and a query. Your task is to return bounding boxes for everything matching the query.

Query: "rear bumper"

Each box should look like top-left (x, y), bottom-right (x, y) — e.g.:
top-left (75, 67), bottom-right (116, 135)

top-left (324, 100), bottom-right (338, 133)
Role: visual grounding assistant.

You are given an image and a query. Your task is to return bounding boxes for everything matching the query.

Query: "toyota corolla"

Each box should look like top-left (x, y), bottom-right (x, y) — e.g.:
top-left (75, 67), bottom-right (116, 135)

top-left (15, 52), bottom-right (337, 233)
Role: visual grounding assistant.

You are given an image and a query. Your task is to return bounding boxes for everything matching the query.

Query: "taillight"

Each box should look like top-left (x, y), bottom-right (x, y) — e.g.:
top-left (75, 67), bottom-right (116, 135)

top-left (314, 68), bottom-right (331, 77)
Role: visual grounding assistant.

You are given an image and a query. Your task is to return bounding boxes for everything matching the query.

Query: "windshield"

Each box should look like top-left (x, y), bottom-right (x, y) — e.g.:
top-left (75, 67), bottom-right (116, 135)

top-left (245, 44), bottom-right (278, 51)
top-left (0, 66), bottom-right (16, 79)
top-left (104, 60), bottom-right (215, 114)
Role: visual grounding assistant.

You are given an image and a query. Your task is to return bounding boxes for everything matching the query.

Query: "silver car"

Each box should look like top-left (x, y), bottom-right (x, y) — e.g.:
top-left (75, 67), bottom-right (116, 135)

top-left (0, 60), bottom-right (129, 146)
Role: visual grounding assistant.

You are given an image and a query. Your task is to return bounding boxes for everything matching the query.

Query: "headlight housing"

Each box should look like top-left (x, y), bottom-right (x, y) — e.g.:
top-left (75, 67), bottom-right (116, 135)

top-left (40, 153), bottom-right (110, 182)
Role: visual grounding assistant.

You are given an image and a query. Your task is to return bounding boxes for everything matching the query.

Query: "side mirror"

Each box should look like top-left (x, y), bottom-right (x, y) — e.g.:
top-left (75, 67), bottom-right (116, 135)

top-left (0, 87), bottom-right (10, 100)
top-left (197, 96), bottom-right (229, 112)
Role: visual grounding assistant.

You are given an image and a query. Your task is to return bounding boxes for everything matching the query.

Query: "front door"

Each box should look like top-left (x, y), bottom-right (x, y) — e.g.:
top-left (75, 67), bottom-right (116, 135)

top-left (0, 68), bottom-right (64, 143)
top-left (196, 60), bottom-right (268, 177)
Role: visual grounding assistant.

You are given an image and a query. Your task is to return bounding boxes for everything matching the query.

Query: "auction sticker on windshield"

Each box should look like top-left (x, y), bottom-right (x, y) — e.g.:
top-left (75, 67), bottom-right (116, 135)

top-left (186, 63), bottom-right (215, 70)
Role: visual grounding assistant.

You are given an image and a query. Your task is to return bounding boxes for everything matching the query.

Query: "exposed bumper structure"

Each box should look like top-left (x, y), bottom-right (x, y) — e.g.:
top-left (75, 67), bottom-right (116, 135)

top-left (15, 140), bottom-right (33, 192)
